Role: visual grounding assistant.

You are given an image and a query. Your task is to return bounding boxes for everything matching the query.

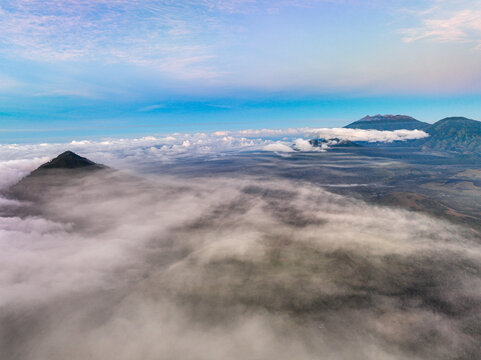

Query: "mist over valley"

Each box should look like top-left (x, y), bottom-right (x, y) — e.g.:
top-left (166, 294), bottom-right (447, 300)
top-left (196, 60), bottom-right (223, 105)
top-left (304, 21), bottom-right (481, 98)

top-left (1, 117), bottom-right (481, 359)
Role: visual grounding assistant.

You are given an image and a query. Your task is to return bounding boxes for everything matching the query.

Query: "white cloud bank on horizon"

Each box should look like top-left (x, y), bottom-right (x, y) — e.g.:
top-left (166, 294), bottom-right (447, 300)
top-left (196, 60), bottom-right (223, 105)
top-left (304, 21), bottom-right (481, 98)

top-left (0, 127), bottom-right (428, 170)
top-left (222, 127), bottom-right (429, 142)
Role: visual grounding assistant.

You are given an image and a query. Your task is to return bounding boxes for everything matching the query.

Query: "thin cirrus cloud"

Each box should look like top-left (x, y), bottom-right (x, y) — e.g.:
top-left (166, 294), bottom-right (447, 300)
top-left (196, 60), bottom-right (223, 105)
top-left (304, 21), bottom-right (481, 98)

top-left (137, 104), bottom-right (166, 112)
top-left (0, 0), bottom-right (220, 78)
top-left (1, 0), bottom-right (480, 101)
top-left (0, 0), bottom-right (324, 78)
top-left (401, 1), bottom-right (481, 48)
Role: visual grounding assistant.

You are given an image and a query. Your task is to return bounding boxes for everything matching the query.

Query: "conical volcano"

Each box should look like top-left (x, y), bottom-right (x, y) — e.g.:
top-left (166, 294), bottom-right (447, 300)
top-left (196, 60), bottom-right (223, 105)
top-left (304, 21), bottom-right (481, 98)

top-left (37, 151), bottom-right (98, 170)
top-left (9, 151), bottom-right (107, 200)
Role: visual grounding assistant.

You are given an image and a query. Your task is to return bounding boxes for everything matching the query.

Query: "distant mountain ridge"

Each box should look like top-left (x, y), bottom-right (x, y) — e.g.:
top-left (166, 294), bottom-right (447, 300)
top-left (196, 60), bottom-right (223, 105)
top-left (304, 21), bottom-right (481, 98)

top-left (344, 115), bottom-right (481, 156)
top-left (345, 115), bottom-right (430, 131)
top-left (420, 117), bottom-right (481, 155)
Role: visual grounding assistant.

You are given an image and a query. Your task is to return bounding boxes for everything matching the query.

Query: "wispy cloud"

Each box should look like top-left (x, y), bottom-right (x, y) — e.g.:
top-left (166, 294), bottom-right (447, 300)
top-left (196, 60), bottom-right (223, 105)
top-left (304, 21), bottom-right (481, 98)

top-left (0, 0), bottom-right (332, 81)
top-left (1, 0), bottom-right (480, 99)
top-left (0, 73), bottom-right (21, 92)
top-left (0, 1), bottom-right (221, 79)
top-left (401, 2), bottom-right (481, 49)
top-left (137, 104), bottom-right (166, 112)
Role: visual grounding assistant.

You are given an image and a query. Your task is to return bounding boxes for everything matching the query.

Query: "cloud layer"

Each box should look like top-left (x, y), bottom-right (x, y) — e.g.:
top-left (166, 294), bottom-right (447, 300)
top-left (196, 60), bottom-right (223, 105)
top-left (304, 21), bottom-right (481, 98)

top-left (0, 127), bottom-right (428, 172)
top-left (0, 148), bottom-right (480, 359)
top-left (2, 0), bottom-right (481, 104)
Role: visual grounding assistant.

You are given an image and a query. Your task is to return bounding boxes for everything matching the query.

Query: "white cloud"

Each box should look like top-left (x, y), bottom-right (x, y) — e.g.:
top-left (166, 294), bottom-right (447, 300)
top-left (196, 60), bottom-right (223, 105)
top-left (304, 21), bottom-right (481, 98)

top-left (219, 127), bottom-right (429, 142)
top-left (293, 138), bottom-right (322, 151)
top-left (0, 127), bottom-right (428, 171)
top-left (0, 127), bottom-right (429, 179)
top-left (0, 157), bottom-right (48, 191)
top-left (307, 128), bottom-right (429, 142)
top-left (401, 2), bottom-right (481, 48)
top-left (263, 143), bottom-right (295, 152)
top-left (0, 1), bottom-right (220, 79)
top-left (137, 104), bottom-right (166, 112)
top-left (0, 0), bottom-right (330, 80)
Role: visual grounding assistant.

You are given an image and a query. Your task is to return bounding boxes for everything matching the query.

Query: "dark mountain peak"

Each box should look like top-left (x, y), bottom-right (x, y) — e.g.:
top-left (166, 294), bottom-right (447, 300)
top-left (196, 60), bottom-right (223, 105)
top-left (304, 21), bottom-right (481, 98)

top-left (38, 151), bottom-right (98, 170)
top-left (9, 151), bottom-right (106, 200)
top-left (439, 116), bottom-right (473, 122)
top-left (359, 114), bottom-right (417, 122)
top-left (426, 117), bottom-right (481, 134)
top-left (421, 117), bottom-right (481, 155)
top-left (345, 115), bottom-right (429, 131)
top-left (430, 117), bottom-right (479, 128)
top-left (27, 151), bottom-right (106, 178)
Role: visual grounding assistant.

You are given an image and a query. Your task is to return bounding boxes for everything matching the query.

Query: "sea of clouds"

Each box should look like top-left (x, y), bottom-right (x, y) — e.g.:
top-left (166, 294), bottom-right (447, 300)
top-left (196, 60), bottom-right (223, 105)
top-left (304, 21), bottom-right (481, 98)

top-left (2, 127), bottom-right (480, 360)
top-left (0, 127), bottom-right (428, 167)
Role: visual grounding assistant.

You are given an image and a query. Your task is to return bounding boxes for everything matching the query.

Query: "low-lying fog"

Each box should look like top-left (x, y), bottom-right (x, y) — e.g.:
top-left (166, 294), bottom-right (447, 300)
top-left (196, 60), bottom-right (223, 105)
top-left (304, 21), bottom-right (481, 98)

top-left (0, 132), bottom-right (480, 360)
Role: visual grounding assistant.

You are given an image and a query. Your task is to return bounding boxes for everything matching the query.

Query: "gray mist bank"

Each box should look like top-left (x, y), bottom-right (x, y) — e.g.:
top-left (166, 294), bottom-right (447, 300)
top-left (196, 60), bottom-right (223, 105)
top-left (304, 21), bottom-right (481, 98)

top-left (1, 168), bottom-right (480, 360)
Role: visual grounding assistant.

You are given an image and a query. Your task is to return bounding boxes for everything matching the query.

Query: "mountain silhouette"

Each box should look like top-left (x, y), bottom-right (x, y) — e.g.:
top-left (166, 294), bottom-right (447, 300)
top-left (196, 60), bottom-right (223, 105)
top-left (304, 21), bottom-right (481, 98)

top-left (37, 151), bottom-right (98, 169)
top-left (345, 115), bottom-right (429, 130)
top-left (9, 151), bottom-right (106, 200)
top-left (420, 117), bottom-right (481, 154)
top-left (27, 150), bottom-right (106, 177)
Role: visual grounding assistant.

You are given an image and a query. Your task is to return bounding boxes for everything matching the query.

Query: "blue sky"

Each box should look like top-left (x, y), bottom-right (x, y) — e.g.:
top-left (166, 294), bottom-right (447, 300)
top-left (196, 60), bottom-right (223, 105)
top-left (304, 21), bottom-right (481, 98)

top-left (1, 0), bottom-right (481, 142)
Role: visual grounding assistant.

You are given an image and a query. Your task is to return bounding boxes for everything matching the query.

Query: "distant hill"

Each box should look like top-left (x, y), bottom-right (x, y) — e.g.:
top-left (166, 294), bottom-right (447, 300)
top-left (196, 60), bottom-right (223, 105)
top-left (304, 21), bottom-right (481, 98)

top-left (345, 115), bottom-right (481, 156)
top-left (32, 151), bottom-right (103, 172)
top-left (345, 115), bottom-right (429, 130)
top-left (10, 151), bottom-right (106, 200)
top-left (420, 117), bottom-right (481, 155)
